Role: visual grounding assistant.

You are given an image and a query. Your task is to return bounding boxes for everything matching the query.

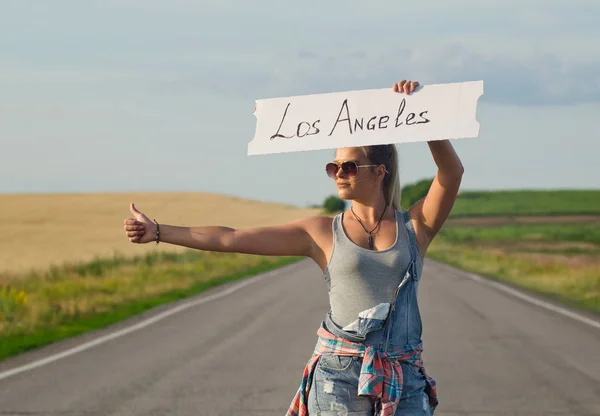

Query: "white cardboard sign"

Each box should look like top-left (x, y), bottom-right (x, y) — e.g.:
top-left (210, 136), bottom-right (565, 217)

top-left (248, 80), bottom-right (483, 156)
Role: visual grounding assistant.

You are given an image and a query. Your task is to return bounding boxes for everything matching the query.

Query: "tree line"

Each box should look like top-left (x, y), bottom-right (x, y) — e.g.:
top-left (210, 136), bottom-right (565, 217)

top-left (319, 177), bottom-right (435, 213)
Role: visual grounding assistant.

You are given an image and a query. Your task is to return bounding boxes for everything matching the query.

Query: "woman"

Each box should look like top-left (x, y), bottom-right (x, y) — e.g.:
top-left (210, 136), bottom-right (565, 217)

top-left (124, 80), bottom-right (464, 415)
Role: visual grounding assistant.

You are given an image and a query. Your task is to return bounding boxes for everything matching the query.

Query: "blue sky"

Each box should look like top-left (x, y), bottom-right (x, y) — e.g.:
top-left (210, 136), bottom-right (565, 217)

top-left (1, 0), bottom-right (599, 207)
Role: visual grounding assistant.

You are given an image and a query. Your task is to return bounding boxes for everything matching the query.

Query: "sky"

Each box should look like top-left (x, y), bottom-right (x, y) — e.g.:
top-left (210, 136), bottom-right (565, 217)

top-left (1, 0), bottom-right (599, 207)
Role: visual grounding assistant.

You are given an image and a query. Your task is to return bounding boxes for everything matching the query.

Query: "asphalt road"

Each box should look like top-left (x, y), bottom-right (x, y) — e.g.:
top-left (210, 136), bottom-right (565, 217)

top-left (1, 259), bottom-right (599, 415)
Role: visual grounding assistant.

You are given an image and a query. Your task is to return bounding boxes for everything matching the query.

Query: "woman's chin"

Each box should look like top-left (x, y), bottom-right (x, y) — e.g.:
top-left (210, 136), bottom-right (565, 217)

top-left (337, 189), bottom-right (353, 200)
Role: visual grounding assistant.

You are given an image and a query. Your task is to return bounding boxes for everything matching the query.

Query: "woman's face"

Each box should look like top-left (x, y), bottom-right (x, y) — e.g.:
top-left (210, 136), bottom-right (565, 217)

top-left (329, 147), bottom-right (381, 201)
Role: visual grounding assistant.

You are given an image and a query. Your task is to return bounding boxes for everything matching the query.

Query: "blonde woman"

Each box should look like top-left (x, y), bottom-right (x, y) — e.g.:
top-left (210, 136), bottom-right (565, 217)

top-left (124, 79), bottom-right (463, 415)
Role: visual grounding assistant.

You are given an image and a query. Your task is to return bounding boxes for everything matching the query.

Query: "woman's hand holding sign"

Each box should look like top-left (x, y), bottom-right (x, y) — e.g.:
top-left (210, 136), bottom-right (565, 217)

top-left (393, 80), bottom-right (420, 94)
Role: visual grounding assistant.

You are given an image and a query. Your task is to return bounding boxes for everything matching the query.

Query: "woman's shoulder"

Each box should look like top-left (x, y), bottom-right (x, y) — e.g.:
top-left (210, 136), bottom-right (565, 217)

top-left (296, 213), bottom-right (337, 240)
top-left (302, 213), bottom-right (337, 230)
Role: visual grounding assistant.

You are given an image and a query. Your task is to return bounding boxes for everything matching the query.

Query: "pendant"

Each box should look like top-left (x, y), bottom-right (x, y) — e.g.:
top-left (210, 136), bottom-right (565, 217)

top-left (368, 235), bottom-right (374, 250)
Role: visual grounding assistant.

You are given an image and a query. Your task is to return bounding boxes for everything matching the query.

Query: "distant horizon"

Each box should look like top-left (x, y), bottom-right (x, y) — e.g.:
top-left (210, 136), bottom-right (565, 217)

top-left (2, 186), bottom-right (598, 208)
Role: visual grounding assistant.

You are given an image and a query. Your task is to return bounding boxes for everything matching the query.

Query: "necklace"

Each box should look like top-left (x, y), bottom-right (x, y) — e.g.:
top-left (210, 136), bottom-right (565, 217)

top-left (350, 205), bottom-right (388, 250)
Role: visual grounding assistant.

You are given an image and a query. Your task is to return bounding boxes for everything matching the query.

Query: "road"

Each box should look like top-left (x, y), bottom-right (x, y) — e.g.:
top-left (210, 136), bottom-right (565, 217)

top-left (1, 259), bottom-right (599, 415)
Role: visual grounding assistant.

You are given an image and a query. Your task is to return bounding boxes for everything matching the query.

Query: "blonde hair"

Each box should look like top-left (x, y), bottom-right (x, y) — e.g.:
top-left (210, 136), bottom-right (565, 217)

top-left (360, 144), bottom-right (402, 210)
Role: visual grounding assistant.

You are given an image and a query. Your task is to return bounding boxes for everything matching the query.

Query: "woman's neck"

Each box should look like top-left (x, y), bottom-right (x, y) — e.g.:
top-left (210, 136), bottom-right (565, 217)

top-left (350, 195), bottom-right (392, 224)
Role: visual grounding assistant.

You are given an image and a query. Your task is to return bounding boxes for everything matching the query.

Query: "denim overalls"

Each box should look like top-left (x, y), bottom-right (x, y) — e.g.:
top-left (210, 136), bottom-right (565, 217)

top-left (307, 211), bottom-right (434, 415)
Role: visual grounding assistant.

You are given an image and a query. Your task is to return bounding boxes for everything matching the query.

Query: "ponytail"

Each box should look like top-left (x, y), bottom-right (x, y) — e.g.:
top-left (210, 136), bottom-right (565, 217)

top-left (386, 145), bottom-right (402, 210)
top-left (360, 144), bottom-right (402, 211)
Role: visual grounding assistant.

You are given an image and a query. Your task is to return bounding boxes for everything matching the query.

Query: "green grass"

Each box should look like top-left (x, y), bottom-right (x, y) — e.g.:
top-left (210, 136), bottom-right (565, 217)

top-left (450, 189), bottom-right (600, 217)
top-left (427, 240), bottom-right (600, 315)
top-left (439, 222), bottom-right (600, 246)
top-left (429, 219), bottom-right (600, 316)
top-left (0, 251), bottom-right (302, 361)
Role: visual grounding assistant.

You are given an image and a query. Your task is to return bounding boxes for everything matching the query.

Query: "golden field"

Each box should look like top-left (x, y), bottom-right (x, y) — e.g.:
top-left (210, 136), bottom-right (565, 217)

top-left (0, 192), bottom-right (319, 358)
top-left (0, 192), bottom-right (321, 277)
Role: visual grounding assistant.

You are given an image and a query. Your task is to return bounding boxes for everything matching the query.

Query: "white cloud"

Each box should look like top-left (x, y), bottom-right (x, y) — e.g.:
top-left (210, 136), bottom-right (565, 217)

top-left (3, 40), bottom-right (598, 108)
top-left (2, 1), bottom-right (599, 113)
top-left (269, 45), bottom-right (600, 106)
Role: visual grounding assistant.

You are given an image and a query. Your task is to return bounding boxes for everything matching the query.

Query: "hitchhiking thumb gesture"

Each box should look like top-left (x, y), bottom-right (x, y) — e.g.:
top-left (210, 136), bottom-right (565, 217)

top-left (124, 203), bottom-right (156, 244)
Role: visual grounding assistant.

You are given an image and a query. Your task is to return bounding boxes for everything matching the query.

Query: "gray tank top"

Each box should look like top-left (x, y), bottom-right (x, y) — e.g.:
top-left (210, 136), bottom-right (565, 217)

top-left (324, 209), bottom-right (424, 328)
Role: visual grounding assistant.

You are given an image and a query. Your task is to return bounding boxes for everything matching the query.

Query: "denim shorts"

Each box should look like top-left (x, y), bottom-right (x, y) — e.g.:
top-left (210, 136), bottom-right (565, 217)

top-left (307, 353), bottom-right (432, 415)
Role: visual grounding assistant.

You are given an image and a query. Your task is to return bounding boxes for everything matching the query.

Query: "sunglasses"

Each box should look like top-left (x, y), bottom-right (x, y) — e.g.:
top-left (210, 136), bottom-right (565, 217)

top-left (325, 161), bottom-right (380, 178)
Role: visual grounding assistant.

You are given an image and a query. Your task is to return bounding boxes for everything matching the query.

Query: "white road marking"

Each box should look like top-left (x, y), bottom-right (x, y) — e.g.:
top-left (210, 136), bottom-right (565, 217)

top-left (436, 261), bottom-right (600, 330)
top-left (0, 264), bottom-right (291, 382)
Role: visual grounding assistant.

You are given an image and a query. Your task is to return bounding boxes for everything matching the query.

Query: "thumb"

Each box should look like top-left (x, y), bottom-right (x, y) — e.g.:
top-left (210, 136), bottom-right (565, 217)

top-left (130, 202), bottom-right (142, 219)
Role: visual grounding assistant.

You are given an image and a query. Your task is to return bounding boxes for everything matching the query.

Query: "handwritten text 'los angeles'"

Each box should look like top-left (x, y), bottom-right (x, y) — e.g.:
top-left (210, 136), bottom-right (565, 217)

top-left (269, 98), bottom-right (430, 140)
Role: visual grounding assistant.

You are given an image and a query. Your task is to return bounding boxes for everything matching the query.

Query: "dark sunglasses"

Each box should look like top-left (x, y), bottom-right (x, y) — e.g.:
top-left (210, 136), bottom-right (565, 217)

top-left (325, 161), bottom-right (379, 178)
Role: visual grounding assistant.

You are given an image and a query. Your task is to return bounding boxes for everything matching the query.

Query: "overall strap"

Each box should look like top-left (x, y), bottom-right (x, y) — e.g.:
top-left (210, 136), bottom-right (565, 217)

top-left (401, 210), bottom-right (419, 278)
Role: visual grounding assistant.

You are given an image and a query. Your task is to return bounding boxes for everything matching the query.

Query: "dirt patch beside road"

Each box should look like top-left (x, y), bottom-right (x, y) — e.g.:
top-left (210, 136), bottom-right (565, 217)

top-left (448, 215), bottom-right (600, 227)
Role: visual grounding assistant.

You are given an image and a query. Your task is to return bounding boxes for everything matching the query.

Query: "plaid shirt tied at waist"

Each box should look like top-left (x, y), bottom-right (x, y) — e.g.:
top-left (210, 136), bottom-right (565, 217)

top-left (286, 326), bottom-right (439, 416)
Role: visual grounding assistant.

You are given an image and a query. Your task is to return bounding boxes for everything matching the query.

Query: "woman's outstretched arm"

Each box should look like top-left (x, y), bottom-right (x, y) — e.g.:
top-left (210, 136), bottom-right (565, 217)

top-left (123, 203), bottom-right (327, 259)
top-left (157, 220), bottom-right (316, 256)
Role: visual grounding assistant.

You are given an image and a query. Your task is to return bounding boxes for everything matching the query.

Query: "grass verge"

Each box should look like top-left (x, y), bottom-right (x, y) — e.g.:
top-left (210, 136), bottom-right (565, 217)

top-left (0, 251), bottom-right (302, 361)
top-left (427, 222), bottom-right (600, 316)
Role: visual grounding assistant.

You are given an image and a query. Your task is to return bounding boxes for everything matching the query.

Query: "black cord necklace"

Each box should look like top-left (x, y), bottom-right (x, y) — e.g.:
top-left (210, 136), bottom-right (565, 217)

top-left (350, 205), bottom-right (388, 250)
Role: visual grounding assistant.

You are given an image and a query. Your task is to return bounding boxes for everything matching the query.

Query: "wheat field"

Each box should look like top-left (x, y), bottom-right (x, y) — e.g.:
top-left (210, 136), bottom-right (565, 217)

top-left (0, 192), bottom-right (321, 276)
